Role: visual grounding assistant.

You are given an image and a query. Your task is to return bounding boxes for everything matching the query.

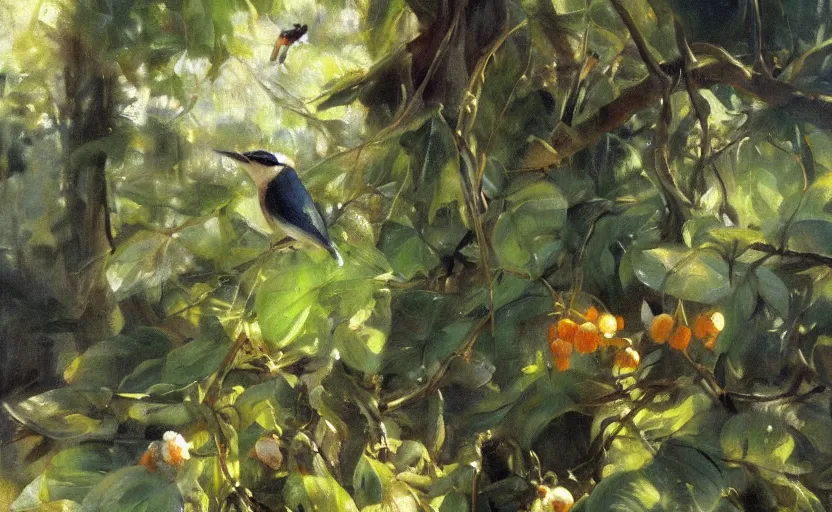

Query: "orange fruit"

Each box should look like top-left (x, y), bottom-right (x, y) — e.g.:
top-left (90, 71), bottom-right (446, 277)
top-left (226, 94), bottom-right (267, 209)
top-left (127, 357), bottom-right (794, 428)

top-left (597, 313), bottom-right (618, 337)
top-left (615, 347), bottom-right (640, 370)
top-left (557, 318), bottom-right (579, 342)
top-left (549, 338), bottom-right (573, 359)
top-left (554, 355), bottom-right (570, 372)
top-left (616, 315), bottom-right (625, 330)
top-left (650, 313), bottom-right (674, 344)
top-left (703, 335), bottom-right (717, 350)
top-left (584, 306), bottom-right (599, 322)
top-left (669, 325), bottom-right (692, 350)
top-left (548, 322), bottom-right (558, 343)
top-left (694, 312), bottom-right (724, 338)
top-left (693, 313), bottom-right (711, 338)
top-left (574, 322), bottom-right (600, 353)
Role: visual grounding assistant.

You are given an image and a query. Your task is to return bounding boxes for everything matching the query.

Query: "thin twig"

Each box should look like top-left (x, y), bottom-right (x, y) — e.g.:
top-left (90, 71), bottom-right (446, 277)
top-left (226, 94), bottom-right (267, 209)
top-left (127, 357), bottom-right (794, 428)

top-left (748, 242), bottom-right (832, 267)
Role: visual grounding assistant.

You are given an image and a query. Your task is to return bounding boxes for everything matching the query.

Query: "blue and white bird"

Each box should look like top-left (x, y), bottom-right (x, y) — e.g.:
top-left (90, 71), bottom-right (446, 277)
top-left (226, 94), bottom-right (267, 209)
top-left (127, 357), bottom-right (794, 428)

top-left (215, 149), bottom-right (343, 266)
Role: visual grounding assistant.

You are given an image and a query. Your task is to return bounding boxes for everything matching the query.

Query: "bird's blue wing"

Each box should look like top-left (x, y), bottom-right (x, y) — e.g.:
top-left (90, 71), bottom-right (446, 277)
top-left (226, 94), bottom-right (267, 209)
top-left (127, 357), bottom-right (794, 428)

top-left (263, 168), bottom-right (332, 248)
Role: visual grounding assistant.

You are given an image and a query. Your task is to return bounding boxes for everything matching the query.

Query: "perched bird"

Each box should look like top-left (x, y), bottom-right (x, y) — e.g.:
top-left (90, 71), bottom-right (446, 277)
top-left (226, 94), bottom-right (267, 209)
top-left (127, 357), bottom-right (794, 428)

top-left (215, 149), bottom-right (343, 266)
top-left (270, 23), bottom-right (308, 64)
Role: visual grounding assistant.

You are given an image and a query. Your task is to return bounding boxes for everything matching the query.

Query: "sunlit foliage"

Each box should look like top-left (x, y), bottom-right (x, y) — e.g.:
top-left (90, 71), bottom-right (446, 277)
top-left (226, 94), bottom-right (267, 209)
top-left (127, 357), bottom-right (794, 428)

top-left (1, 0), bottom-right (832, 510)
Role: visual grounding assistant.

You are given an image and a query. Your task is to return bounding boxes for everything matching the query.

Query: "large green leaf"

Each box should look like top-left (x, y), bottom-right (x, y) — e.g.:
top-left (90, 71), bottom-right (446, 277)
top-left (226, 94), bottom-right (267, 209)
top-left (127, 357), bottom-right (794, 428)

top-left (106, 231), bottom-right (193, 301)
top-left (631, 246), bottom-right (730, 303)
top-left (493, 180), bottom-right (567, 277)
top-left (333, 289), bottom-right (391, 374)
top-left (3, 388), bottom-right (116, 441)
top-left (787, 219), bottom-right (832, 257)
top-left (11, 445), bottom-right (122, 508)
top-left (353, 454), bottom-right (394, 508)
top-left (813, 335), bottom-right (832, 388)
top-left (160, 317), bottom-right (228, 387)
top-left (721, 412), bottom-right (806, 475)
top-left (283, 469), bottom-right (359, 512)
top-left (67, 328), bottom-right (171, 389)
top-left (79, 466), bottom-right (184, 512)
top-left (378, 222), bottom-right (441, 279)
top-left (581, 439), bottom-right (727, 511)
top-left (400, 115), bottom-right (464, 222)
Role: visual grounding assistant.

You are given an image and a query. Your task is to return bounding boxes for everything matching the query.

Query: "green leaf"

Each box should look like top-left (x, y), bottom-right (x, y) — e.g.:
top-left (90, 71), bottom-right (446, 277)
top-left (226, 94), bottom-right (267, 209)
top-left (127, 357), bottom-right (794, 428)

top-left (721, 412), bottom-right (804, 475)
top-left (106, 231), bottom-right (193, 301)
top-left (234, 376), bottom-right (299, 431)
top-left (79, 466), bottom-right (184, 512)
top-left (353, 455), bottom-right (394, 508)
top-left (12, 445), bottom-right (122, 508)
top-left (582, 470), bottom-right (662, 511)
top-left (755, 267), bottom-right (790, 317)
top-left (439, 492), bottom-right (470, 512)
top-left (442, 353), bottom-right (496, 389)
top-left (123, 402), bottom-right (196, 428)
top-left (161, 317), bottom-right (228, 387)
top-left (378, 222), bottom-right (441, 279)
top-left (584, 439), bottom-right (726, 511)
top-left (68, 328), bottom-right (171, 389)
top-left (118, 359), bottom-right (165, 394)
top-left (400, 115), bottom-right (463, 222)
top-left (255, 256), bottom-right (332, 345)
top-left (787, 219), bottom-right (832, 257)
top-left (283, 470), bottom-right (359, 512)
top-left (701, 227), bottom-right (765, 252)
top-left (812, 335), bottom-right (832, 388)
top-left (495, 372), bottom-right (609, 449)
top-left (3, 388), bottom-right (116, 441)
top-left (631, 246), bottom-right (730, 303)
top-left (493, 180), bottom-right (567, 277)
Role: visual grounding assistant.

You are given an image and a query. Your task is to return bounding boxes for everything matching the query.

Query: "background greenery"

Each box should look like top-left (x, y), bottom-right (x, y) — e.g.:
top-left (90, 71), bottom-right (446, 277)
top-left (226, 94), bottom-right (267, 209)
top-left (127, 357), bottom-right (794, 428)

top-left (1, 0), bottom-right (832, 510)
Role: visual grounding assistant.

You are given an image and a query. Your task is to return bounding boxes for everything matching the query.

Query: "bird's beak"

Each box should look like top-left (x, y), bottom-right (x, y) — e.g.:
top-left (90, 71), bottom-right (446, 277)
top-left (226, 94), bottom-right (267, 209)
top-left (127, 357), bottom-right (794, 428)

top-left (214, 149), bottom-right (250, 164)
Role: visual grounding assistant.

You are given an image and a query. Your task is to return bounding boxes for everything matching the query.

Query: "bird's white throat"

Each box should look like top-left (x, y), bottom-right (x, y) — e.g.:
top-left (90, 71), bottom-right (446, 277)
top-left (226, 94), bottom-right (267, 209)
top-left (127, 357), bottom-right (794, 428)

top-left (242, 162), bottom-right (284, 193)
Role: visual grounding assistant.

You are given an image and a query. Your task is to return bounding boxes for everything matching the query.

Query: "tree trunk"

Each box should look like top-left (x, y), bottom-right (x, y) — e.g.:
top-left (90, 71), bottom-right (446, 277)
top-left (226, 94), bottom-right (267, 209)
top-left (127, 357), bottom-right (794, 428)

top-left (60, 33), bottom-right (117, 350)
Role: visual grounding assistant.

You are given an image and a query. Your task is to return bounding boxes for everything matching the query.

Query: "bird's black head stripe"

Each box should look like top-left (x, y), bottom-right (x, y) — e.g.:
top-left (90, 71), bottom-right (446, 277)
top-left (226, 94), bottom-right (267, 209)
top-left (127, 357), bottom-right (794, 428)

top-left (244, 150), bottom-right (282, 167)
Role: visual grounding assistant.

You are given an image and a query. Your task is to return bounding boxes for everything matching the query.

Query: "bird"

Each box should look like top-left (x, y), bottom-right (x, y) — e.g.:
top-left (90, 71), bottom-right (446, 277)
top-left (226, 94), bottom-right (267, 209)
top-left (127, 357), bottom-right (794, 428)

top-left (270, 23), bottom-right (308, 64)
top-left (215, 149), bottom-right (343, 266)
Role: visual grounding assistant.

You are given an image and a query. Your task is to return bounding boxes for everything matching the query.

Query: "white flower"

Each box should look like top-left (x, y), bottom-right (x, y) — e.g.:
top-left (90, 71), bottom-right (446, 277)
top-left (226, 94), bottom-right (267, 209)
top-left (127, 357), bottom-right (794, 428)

top-left (160, 431), bottom-right (191, 467)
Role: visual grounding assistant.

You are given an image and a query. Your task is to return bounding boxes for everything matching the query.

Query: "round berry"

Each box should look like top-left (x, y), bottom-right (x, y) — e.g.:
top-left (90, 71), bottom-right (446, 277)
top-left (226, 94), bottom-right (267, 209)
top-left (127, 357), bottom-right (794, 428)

top-left (548, 322), bottom-right (558, 343)
top-left (649, 313), bottom-right (674, 344)
top-left (669, 325), bottom-right (692, 351)
top-left (693, 313), bottom-right (712, 338)
top-left (557, 318), bottom-right (579, 342)
top-left (549, 338), bottom-right (573, 359)
top-left (584, 306), bottom-right (599, 323)
top-left (615, 347), bottom-right (640, 370)
top-left (575, 322), bottom-right (600, 353)
top-left (598, 313), bottom-right (618, 337)
top-left (710, 312), bottom-right (725, 332)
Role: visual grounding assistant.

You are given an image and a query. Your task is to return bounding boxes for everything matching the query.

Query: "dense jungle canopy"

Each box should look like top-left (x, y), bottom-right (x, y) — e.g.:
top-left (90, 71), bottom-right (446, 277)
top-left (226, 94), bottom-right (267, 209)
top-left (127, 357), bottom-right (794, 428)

top-left (1, 0), bottom-right (832, 510)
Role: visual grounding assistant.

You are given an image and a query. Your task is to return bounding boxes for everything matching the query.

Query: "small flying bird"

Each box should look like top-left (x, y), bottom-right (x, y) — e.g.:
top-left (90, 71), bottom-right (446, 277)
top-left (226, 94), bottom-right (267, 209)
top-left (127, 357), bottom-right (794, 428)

top-left (270, 23), bottom-right (308, 64)
top-left (215, 149), bottom-right (343, 266)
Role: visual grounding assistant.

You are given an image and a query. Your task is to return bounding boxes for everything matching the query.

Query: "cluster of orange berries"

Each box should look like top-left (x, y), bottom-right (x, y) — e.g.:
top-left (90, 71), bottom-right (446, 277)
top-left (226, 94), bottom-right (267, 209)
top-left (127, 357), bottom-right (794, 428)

top-left (649, 311), bottom-right (724, 351)
top-left (547, 306), bottom-right (639, 372)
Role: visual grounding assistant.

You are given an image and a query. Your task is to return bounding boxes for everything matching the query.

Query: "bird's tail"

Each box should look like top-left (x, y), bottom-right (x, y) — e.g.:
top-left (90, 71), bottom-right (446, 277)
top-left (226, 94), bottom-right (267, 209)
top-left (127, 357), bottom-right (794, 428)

top-left (328, 244), bottom-right (344, 267)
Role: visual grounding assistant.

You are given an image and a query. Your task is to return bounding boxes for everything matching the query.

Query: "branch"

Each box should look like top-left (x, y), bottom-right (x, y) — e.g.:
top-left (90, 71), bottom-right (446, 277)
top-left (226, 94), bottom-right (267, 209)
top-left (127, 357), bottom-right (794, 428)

top-left (748, 242), bottom-right (832, 267)
top-left (521, 49), bottom-right (832, 170)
